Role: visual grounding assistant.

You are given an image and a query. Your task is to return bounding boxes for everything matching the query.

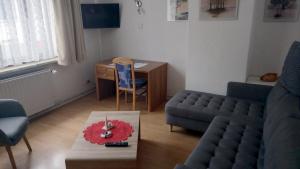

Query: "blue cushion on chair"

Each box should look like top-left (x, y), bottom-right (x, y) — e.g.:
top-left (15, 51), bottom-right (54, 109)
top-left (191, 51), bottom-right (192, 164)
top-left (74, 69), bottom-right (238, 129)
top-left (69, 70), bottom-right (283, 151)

top-left (116, 64), bottom-right (132, 88)
top-left (0, 117), bottom-right (28, 145)
top-left (280, 41), bottom-right (300, 96)
top-left (116, 63), bottom-right (147, 89)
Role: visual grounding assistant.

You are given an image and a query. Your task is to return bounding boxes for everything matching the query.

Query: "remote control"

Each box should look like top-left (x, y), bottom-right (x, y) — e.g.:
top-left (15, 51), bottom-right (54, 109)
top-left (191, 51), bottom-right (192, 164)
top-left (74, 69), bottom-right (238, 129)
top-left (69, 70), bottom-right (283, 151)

top-left (105, 142), bottom-right (129, 147)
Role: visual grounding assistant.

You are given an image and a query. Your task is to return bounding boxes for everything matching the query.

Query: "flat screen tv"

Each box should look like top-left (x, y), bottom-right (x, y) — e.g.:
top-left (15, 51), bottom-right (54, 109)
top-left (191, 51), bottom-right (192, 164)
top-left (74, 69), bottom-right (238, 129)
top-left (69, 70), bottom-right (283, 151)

top-left (81, 4), bottom-right (120, 29)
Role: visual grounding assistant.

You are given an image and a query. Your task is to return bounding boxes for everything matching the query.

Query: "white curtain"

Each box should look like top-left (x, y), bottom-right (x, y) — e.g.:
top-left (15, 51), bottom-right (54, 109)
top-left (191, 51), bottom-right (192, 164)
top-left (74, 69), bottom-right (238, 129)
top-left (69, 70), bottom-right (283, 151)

top-left (52, 0), bottom-right (86, 66)
top-left (0, 0), bottom-right (57, 68)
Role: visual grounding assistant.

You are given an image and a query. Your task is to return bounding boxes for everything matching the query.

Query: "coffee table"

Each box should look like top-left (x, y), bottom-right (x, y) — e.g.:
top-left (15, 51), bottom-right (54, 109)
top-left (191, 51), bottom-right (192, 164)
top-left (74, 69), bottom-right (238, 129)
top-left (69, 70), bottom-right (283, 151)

top-left (65, 111), bottom-right (140, 169)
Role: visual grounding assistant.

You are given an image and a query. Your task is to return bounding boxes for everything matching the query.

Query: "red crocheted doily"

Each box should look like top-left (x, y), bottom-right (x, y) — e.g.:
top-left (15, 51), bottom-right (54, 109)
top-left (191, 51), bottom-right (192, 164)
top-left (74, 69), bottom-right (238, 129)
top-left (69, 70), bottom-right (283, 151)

top-left (83, 120), bottom-right (134, 145)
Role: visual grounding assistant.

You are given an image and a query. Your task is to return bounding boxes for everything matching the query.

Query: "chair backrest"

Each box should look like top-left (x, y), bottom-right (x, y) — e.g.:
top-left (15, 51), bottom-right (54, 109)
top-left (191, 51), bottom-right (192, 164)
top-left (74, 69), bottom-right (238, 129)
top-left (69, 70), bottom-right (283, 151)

top-left (112, 57), bottom-right (136, 90)
top-left (0, 99), bottom-right (27, 118)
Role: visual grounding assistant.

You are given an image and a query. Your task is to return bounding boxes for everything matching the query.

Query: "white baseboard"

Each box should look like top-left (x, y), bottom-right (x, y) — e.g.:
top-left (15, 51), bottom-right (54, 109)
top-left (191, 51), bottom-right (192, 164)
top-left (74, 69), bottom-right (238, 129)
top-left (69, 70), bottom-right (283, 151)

top-left (29, 88), bottom-right (96, 121)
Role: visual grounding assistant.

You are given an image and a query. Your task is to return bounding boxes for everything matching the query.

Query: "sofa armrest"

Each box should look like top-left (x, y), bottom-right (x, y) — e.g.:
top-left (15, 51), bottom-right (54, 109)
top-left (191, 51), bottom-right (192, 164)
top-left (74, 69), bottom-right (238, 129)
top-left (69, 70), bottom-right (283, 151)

top-left (226, 82), bottom-right (273, 103)
top-left (0, 99), bottom-right (27, 118)
top-left (174, 164), bottom-right (193, 169)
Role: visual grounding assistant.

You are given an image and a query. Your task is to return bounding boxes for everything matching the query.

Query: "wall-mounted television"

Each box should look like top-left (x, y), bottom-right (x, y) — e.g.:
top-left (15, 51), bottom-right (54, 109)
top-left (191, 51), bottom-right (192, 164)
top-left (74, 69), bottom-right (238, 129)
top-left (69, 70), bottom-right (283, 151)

top-left (81, 4), bottom-right (120, 29)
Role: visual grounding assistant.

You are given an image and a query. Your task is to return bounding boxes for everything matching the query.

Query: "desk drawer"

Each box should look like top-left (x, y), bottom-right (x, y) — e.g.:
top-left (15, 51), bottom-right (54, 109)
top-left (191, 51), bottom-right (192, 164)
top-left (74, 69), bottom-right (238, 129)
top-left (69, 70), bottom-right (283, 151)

top-left (96, 66), bottom-right (115, 80)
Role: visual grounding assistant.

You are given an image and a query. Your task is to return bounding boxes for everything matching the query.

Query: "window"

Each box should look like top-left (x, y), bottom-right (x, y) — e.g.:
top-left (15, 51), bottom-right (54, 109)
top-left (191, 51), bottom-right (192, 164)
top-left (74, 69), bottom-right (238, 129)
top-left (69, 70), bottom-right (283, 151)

top-left (0, 0), bottom-right (57, 69)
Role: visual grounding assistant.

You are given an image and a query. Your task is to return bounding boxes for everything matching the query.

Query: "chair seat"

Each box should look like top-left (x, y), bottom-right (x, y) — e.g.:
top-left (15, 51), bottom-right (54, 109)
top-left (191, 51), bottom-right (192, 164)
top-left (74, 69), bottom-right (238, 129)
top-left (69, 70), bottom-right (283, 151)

top-left (131, 78), bottom-right (147, 88)
top-left (0, 117), bottom-right (28, 145)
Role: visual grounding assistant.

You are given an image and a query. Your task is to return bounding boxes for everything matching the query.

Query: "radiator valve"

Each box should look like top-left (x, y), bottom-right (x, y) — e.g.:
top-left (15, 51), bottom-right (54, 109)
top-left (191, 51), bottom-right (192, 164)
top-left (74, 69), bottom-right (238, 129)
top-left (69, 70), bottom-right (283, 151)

top-left (51, 69), bottom-right (58, 74)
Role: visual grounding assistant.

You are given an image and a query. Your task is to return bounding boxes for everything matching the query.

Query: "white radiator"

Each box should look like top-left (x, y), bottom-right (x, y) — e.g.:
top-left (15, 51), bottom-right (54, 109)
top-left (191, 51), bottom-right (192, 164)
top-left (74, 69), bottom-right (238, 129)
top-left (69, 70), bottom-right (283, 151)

top-left (0, 69), bottom-right (55, 116)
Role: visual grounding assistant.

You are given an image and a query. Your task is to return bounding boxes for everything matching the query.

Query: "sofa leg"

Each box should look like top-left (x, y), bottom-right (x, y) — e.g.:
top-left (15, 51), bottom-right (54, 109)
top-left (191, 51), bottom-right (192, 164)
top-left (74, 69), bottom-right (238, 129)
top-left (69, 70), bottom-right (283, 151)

top-left (5, 146), bottom-right (17, 169)
top-left (170, 125), bottom-right (173, 132)
top-left (23, 136), bottom-right (32, 152)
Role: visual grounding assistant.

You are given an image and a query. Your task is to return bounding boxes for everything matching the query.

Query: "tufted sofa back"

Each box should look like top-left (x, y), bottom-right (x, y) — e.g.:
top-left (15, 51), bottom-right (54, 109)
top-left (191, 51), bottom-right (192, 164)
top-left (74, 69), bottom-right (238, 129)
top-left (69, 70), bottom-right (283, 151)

top-left (261, 41), bottom-right (300, 169)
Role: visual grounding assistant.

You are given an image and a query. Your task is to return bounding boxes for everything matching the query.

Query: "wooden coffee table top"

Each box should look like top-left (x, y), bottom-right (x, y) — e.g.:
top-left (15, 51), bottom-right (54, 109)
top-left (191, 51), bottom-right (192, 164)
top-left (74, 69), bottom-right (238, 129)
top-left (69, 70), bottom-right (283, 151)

top-left (66, 111), bottom-right (140, 162)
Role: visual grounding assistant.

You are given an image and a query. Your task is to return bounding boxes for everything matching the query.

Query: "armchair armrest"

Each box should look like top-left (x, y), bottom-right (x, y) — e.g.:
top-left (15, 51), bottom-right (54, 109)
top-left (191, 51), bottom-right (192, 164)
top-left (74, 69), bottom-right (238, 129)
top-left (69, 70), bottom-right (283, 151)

top-left (226, 82), bottom-right (273, 103)
top-left (0, 99), bottom-right (27, 118)
top-left (174, 164), bottom-right (193, 169)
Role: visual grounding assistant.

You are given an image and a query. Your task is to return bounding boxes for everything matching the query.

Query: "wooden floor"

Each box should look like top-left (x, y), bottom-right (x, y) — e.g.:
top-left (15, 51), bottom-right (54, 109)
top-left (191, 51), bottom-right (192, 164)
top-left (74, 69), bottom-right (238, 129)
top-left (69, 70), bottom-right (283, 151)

top-left (0, 93), bottom-right (201, 169)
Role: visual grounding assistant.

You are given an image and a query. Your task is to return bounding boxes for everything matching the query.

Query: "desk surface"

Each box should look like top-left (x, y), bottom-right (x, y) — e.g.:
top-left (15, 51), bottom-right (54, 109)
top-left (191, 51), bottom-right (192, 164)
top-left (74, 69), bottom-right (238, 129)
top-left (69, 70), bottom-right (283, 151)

top-left (97, 59), bottom-right (167, 73)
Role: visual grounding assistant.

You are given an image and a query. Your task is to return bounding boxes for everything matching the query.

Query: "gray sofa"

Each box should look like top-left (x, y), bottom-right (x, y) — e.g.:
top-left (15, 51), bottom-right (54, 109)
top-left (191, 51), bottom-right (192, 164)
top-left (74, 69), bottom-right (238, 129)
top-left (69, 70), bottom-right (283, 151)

top-left (165, 41), bottom-right (300, 169)
top-left (165, 83), bottom-right (271, 132)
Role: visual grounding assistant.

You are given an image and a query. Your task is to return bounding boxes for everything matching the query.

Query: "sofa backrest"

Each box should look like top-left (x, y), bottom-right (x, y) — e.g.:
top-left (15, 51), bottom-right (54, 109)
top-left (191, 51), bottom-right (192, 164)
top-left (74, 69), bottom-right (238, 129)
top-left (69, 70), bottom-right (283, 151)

top-left (262, 41), bottom-right (300, 169)
top-left (280, 41), bottom-right (300, 97)
top-left (263, 117), bottom-right (300, 169)
top-left (263, 84), bottom-right (300, 169)
top-left (264, 83), bottom-right (300, 138)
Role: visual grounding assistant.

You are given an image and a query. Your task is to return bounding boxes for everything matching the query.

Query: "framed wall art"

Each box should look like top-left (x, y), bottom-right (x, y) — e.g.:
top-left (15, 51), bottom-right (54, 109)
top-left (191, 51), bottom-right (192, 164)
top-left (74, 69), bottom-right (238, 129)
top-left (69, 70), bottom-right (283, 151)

top-left (264, 0), bottom-right (300, 22)
top-left (199, 0), bottom-right (239, 20)
top-left (168, 0), bottom-right (189, 21)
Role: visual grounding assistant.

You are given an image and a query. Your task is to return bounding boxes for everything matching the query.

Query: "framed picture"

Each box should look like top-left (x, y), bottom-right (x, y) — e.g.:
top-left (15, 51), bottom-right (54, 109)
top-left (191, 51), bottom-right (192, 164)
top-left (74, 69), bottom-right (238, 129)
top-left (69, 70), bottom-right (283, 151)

top-left (199, 0), bottom-right (239, 20)
top-left (167, 0), bottom-right (189, 21)
top-left (264, 0), bottom-right (300, 22)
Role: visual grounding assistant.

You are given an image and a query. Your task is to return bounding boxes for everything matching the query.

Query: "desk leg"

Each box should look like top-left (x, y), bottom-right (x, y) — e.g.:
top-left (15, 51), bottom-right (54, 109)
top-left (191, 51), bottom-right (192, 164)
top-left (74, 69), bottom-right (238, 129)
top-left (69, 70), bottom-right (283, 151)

top-left (147, 64), bottom-right (167, 112)
top-left (96, 78), bottom-right (115, 100)
top-left (147, 74), bottom-right (152, 112)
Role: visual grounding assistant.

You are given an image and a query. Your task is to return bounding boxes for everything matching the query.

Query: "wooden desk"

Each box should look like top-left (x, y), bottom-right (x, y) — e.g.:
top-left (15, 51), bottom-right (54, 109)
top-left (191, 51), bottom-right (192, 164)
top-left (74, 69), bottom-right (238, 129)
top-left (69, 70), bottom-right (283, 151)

top-left (95, 59), bottom-right (168, 112)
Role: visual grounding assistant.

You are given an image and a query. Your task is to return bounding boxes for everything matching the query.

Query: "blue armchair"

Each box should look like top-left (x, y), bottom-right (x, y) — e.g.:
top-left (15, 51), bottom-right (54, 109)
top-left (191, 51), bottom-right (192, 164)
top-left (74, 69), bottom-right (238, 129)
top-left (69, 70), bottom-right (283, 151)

top-left (0, 99), bottom-right (32, 169)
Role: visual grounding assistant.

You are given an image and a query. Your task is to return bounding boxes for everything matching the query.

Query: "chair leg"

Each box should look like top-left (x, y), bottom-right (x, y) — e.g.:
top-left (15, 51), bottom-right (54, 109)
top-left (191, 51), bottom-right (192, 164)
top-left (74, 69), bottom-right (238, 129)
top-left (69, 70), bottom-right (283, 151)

top-left (170, 125), bottom-right (173, 132)
top-left (132, 91), bottom-right (136, 111)
top-left (125, 91), bottom-right (128, 103)
top-left (145, 86), bottom-right (148, 105)
top-left (5, 146), bottom-right (17, 169)
top-left (23, 136), bottom-right (32, 152)
top-left (116, 90), bottom-right (120, 111)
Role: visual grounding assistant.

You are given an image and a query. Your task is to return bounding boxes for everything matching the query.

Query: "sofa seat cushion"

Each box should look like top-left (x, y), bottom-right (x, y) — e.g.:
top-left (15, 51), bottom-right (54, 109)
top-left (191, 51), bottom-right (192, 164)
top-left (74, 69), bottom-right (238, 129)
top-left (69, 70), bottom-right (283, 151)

top-left (185, 116), bottom-right (263, 169)
top-left (166, 90), bottom-right (265, 123)
top-left (0, 117), bottom-right (28, 145)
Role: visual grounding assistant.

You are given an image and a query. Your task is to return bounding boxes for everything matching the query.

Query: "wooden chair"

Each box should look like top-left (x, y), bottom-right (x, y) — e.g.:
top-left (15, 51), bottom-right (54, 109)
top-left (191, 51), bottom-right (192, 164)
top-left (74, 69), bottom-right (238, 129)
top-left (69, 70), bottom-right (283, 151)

top-left (112, 57), bottom-right (147, 110)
